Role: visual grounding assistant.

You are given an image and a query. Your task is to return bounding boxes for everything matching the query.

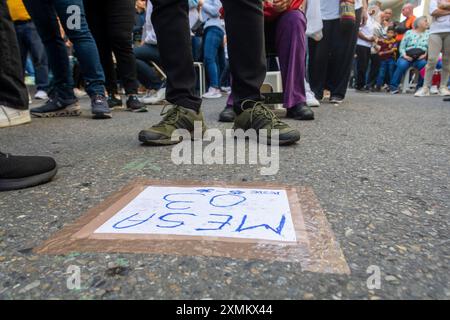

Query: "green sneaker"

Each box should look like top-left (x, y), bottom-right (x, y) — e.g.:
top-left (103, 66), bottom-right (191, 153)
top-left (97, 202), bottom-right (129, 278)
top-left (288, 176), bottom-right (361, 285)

top-left (138, 105), bottom-right (206, 146)
top-left (232, 101), bottom-right (300, 145)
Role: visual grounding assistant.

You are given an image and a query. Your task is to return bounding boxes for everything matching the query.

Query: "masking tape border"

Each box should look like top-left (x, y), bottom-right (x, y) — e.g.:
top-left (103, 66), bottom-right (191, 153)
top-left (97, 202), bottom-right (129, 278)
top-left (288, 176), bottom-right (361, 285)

top-left (34, 179), bottom-right (350, 275)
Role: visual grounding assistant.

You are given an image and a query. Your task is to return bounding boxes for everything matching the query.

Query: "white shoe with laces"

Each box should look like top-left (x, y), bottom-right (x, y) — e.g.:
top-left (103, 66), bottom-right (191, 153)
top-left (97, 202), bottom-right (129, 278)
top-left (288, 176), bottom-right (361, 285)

top-left (0, 105), bottom-right (31, 128)
top-left (34, 90), bottom-right (48, 100)
top-left (139, 90), bottom-right (157, 104)
top-left (202, 87), bottom-right (222, 99)
top-left (439, 86), bottom-right (450, 96)
top-left (414, 87), bottom-right (430, 97)
top-left (140, 88), bottom-right (166, 105)
top-left (306, 90), bottom-right (320, 107)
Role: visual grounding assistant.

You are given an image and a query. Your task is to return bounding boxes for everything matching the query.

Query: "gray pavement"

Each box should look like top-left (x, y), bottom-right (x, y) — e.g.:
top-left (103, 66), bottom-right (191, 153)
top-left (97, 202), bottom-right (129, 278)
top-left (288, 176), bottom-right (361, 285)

top-left (0, 90), bottom-right (449, 299)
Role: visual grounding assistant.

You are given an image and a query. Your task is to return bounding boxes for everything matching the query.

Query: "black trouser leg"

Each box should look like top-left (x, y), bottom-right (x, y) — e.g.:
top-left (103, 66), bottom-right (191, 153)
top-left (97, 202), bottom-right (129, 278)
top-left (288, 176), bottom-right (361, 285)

top-left (84, 0), bottom-right (118, 95)
top-left (328, 9), bottom-right (362, 99)
top-left (150, 0), bottom-right (201, 111)
top-left (308, 19), bottom-right (335, 100)
top-left (106, 0), bottom-right (139, 95)
top-left (222, 0), bottom-right (266, 113)
top-left (0, 0), bottom-right (28, 109)
top-left (356, 45), bottom-right (370, 89)
top-left (367, 53), bottom-right (381, 88)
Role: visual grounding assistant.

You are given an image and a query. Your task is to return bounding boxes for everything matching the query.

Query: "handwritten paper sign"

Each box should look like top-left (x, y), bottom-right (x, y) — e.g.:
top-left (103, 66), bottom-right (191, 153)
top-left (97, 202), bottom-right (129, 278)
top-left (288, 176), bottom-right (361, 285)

top-left (94, 186), bottom-right (297, 242)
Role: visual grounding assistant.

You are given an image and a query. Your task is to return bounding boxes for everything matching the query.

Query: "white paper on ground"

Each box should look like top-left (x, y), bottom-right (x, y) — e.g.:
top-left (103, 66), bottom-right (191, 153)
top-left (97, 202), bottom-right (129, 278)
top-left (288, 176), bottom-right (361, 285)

top-left (94, 186), bottom-right (297, 242)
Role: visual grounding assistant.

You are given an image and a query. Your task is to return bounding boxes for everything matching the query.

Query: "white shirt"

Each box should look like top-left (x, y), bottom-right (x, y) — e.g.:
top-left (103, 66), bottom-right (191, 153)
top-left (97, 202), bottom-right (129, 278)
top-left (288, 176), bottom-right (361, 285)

top-left (321, 0), bottom-right (363, 21)
top-left (429, 0), bottom-right (450, 34)
top-left (357, 15), bottom-right (375, 47)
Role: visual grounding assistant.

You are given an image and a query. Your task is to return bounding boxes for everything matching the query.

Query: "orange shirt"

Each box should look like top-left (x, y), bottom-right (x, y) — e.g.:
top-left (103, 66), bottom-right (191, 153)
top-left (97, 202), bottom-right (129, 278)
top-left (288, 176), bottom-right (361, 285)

top-left (6, 0), bottom-right (31, 22)
top-left (396, 15), bottom-right (416, 42)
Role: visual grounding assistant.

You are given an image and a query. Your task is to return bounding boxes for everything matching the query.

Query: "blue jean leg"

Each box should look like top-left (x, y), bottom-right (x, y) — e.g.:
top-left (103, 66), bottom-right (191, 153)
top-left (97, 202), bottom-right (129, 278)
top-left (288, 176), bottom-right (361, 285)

top-left (391, 58), bottom-right (412, 90)
top-left (376, 60), bottom-right (388, 87)
top-left (15, 22), bottom-right (49, 92)
top-left (203, 26), bottom-right (225, 89)
top-left (53, 0), bottom-right (105, 97)
top-left (134, 43), bottom-right (163, 90)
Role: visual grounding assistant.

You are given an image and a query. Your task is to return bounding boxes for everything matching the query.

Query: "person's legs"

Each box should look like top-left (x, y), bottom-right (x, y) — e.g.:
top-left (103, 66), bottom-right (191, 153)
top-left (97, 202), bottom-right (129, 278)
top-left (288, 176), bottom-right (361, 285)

top-left (106, 0), bottom-right (140, 95)
top-left (274, 10), bottom-right (307, 108)
top-left (140, 0), bottom-right (299, 146)
top-left (424, 34), bottom-right (443, 88)
top-left (25, 23), bottom-right (49, 93)
top-left (273, 10), bottom-right (312, 120)
top-left (441, 33), bottom-right (450, 91)
top-left (23, 0), bottom-right (75, 101)
top-left (390, 57), bottom-right (411, 91)
top-left (135, 44), bottom-right (163, 90)
top-left (328, 8), bottom-right (362, 100)
top-left (53, 0), bottom-right (105, 97)
top-left (387, 58), bottom-right (396, 85)
top-left (83, 0), bottom-right (117, 96)
top-left (0, 0), bottom-right (30, 128)
top-left (203, 26), bottom-right (225, 90)
top-left (355, 45), bottom-right (370, 90)
top-left (221, 0), bottom-right (266, 111)
top-left (308, 19), bottom-right (335, 100)
top-left (367, 53), bottom-right (381, 89)
top-left (376, 60), bottom-right (387, 88)
top-left (150, 0), bottom-right (201, 111)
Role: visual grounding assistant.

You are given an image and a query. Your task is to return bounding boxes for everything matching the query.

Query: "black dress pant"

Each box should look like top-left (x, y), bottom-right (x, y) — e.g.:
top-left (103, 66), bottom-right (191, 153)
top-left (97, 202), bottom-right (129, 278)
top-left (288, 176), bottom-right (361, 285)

top-left (150, 0), bottom-right (266, 112)
top-left (308, 9), bottom-right (362, 100)
top-left (0, 0), bottom-right (28, 110)
top-left (367, 53), bottom-right (381, 88)
top-left (355, 45), bottom-right (370, 89)
top-left (84, 0), bottom-right (139, 95)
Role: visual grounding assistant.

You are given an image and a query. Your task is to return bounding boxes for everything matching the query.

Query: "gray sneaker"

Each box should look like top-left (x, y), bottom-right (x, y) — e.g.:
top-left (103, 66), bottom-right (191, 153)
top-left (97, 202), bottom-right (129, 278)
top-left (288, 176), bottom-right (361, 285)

top-left (91, 95), bottom-right (112, 119)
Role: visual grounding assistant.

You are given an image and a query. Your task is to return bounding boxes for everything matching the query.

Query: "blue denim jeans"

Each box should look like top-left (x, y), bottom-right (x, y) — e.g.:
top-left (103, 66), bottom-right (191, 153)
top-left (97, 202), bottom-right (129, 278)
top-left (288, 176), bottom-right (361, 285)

top-left (203, 26), bottom-right (225, 89)
top-left (376, 58), bottom-right (395, 87)
top-left (390, 57), bottom-right (427, 91)
top-left (15, 21), bottom-right (49, 92)
top-left (23, 0), bottom-right (105, 100)
top-left (134, 43), bottom-right (163, 90)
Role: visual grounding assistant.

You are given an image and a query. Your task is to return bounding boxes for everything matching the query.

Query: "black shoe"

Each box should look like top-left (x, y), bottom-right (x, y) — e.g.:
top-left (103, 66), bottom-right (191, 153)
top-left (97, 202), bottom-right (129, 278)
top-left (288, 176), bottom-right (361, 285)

top-left (127, 95), bottom-right (148, 113)
top-left (355, 87), bottom-right (369, 93)
top-left (91, 95), bottom-right (112, 119)
top-left (30, 97), bottom-right (80, 118)
top-left (286, 103), bottom-right (315, 120)
top-left (0, 152), bottom-right (57, 191)
top-left (218, 106), bottom-right (236, 122)
top-left (107, 96), bottom-right (123, 110)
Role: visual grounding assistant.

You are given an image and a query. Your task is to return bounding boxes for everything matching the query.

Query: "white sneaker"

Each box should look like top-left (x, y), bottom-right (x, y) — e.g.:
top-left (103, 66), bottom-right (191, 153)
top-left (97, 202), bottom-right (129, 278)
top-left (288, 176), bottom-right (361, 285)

top-left (439, 86), bottom-right (450, 96)
top-left (140, 88), bottom-right (166, 105)
top-left (34, 90), bottom-right (48, 100)
top-left (202, 87), bottom-right (222, 99)
top-left (430, 85), bottom-right (439, 95)
top-left (139, 90), bottom-right (156, 104)
top-left (414, 87), bottom-right (430, 97)
top-left (0, 105), bottom-right (31, 128)
top-left (306, 90), bottom-right (320, 107)
top-left (220, 86), bottom-right (231, 94)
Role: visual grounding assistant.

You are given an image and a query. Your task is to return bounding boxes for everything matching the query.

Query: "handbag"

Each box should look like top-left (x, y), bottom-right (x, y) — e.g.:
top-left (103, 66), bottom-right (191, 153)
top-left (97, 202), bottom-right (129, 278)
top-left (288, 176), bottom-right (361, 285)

top-left (191, 18), bottom-right (206, 37)
top-left (405, 48), bottom-right (425, 61)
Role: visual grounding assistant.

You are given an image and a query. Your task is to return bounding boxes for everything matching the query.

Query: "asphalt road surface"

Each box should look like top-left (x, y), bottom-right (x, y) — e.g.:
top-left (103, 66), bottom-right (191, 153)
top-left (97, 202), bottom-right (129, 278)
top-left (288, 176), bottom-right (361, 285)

top-left (0, 90), bottom-right (448, 299)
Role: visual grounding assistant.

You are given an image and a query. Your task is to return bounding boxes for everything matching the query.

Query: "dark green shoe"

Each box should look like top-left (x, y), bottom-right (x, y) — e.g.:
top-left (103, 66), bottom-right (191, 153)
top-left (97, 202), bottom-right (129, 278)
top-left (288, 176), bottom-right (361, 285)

top-left (138, 105), bottom-right (206, 146)
top-left (232, 101), bottom-right (300, 145)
